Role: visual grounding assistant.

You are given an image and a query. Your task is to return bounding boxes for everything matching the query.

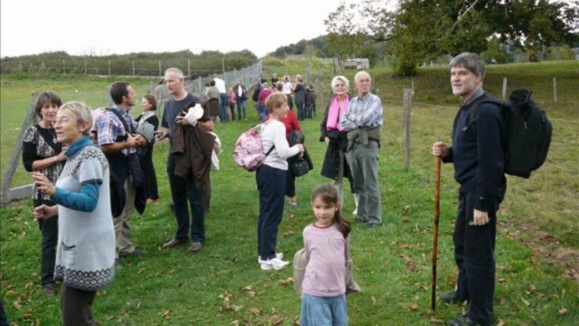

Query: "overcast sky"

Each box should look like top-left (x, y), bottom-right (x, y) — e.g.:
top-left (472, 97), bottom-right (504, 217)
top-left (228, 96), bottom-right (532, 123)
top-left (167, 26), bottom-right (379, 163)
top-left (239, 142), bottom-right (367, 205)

top-left (1, 0), bottom-right (359, 58)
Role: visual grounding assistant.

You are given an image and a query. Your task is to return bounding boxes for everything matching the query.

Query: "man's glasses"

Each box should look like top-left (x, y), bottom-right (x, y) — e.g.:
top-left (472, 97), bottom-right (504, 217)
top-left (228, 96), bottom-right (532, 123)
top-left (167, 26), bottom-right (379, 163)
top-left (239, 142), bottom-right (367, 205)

top-left (52, 119), bottom-right (77, 125)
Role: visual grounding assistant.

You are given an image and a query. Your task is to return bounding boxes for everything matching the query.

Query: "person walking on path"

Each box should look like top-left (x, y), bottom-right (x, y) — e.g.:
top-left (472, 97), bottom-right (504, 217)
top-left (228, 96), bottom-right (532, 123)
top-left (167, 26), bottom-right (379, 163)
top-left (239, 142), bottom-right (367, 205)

top-left (432, 52), bottom-right (507, 326)
top-left (339, 71), bottom-right (383, 228)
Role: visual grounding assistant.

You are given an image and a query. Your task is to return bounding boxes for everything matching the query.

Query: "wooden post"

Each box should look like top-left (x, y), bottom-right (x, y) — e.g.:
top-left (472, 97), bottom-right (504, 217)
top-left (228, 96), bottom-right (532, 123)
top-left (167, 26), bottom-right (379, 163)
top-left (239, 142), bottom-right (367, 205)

top-left (62, 60), bottom-right (66, 74)
top-left (85, 60), bottom-right (88, 75)
top-left (108, 60), bottom-right (111, 76)
top-left (132, 60), bottom-right (135, 77)
top-left (502, 77), bottom-right (507, 99)
top-left (188, 59), bottom-right (191, 77)
top-left (553, 77), bottom-right (557, 102)
top-left (403, 89), bottom-right (413, 169)
top-left (1, 102), bottom-right (36, 205)
top-left (159, 60), bottom-right (162, 76)
top-left (411, 78), bottom-right (415, 96)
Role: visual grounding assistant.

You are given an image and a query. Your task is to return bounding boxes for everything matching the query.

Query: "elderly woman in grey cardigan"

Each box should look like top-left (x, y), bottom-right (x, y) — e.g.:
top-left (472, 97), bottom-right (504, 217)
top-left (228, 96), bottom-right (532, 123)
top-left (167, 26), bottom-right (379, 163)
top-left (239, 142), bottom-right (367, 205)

top-left (33, 101), bottom-right (115, 326)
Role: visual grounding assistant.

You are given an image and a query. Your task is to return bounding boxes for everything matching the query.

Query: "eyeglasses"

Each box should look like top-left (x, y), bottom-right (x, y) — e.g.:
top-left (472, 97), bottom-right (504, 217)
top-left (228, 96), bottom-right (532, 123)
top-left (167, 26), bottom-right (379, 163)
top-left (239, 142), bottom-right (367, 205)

top-left (52, 119), bottom-right (77, 125)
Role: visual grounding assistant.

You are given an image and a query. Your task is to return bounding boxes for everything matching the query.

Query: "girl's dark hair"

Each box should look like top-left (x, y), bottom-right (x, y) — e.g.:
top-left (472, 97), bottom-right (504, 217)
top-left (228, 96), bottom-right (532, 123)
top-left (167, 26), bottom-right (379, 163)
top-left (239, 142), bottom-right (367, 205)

top-left (34, 91), bottom-right (63, 117)
top-left (311, 184), bottom-right (351, 238)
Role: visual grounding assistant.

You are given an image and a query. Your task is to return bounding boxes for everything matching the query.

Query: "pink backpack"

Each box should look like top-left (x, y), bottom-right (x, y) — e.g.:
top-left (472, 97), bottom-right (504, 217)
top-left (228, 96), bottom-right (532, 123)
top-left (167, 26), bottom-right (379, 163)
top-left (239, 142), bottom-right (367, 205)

top-left (234, 123), bottom-right (275, 171)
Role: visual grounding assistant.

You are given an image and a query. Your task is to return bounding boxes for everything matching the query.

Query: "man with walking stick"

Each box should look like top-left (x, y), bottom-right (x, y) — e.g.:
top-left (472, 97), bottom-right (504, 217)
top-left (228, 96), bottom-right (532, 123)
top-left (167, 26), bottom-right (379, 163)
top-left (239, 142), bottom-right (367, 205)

top-left (432, 53), bottom-right (507, 326)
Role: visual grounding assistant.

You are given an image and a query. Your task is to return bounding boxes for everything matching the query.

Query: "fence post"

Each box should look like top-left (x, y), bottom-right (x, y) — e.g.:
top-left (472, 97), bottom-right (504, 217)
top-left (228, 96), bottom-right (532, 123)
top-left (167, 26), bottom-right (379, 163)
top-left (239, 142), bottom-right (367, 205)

top-left (132, 60), bottom-right (135, 77)
top-left (553, 77), bottom-right (557, 102)
top-left (1, 100), bottom-right (36, 206)
top-left (403, 89), bottom-right (413, 169)
top-left (85, 60), bottom-right (88, 75)
top-left (108, 60), bottom-right (111, 76)
top-left (159, 60), bottom-right (162, 77)
top-left (502, 77), bottom-right (507, 99)
top-left (188, 59), bottom-right (191, 77)
top-left (62, 60), bottom-right (66, 74)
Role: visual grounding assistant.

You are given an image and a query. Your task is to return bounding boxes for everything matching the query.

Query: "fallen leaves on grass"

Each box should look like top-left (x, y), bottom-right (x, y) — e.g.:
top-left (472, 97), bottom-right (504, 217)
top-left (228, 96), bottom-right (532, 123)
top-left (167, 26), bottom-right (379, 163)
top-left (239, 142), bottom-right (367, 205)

top-left (558, 308), bottom-right (568, 315)
top-left (161, 310), bottom-right (171, 320)
top-left (402, 255), bottom-right (416, 272)
top-left (220, 292), bottom-right (243, 312)
top-left (430, 317), bottom-right (444, 324)
top-left (497, 320), bottom-right (505, 326)
top-left (249, 307), bottom-right (263, 316)
top-left (267, 315), bottom-right (285, 325)
top-left (243, 286), bottom-right (256, 297)
top-left (278, 278), bottom-right (293, 287)
top-left (409, 303), bottom-right (418, 312)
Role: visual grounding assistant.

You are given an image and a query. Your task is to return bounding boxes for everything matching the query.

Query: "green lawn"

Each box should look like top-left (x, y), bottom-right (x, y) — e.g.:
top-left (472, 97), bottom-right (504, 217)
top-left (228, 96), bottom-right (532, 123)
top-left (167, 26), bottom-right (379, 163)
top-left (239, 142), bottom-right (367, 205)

top-left (1, 61), bottom-right (578, 325)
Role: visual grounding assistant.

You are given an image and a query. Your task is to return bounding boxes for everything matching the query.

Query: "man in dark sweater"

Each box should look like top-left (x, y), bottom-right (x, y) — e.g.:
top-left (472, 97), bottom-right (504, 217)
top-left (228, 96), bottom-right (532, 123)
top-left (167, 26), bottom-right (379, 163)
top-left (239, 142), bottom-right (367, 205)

top-left (432, 53), bottom-right (506, 326)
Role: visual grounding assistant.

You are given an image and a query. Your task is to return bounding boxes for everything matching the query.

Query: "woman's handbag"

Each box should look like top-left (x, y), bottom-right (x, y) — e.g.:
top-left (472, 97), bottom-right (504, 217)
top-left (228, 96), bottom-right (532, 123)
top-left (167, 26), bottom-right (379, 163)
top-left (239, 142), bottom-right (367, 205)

top-left (291, 159), bottom-right (310, 177)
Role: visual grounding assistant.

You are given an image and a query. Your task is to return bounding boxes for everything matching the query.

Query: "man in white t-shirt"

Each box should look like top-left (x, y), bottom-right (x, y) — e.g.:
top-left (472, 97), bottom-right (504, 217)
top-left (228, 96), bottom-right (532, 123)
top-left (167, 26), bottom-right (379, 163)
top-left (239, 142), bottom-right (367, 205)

top-left (213, 75), bottom-right (228, 122)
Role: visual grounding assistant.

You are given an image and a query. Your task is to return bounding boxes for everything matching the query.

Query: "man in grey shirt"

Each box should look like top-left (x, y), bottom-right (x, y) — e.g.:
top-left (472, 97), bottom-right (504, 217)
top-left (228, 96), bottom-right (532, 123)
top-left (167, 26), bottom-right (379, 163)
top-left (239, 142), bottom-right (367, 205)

top-left (339, 71), bottom-right (383, 227)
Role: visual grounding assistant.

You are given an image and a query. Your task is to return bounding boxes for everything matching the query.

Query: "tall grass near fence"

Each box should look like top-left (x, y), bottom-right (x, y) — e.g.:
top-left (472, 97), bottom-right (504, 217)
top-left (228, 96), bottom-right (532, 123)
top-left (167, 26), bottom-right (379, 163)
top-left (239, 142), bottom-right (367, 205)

top-left (1, 61), bottom-right (578, 324)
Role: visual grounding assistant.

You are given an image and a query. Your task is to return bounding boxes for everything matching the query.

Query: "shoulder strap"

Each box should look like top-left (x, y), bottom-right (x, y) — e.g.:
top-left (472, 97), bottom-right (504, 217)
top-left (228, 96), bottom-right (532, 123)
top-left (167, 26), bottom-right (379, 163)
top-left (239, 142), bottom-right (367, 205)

top-left (467, 98), bottom-right (508, 127)
top-left (106, 108), bottom-right (135, 134)
top-left (259, 121), bottom-right (276, 156)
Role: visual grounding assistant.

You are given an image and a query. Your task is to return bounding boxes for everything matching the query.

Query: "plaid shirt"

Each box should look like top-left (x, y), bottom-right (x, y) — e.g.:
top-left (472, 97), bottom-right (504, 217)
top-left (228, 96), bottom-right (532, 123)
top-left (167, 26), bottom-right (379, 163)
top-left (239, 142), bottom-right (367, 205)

top-left (95, 106), bottom-right (137, 155)
top-left (340, 93), bottom-right (383, 131)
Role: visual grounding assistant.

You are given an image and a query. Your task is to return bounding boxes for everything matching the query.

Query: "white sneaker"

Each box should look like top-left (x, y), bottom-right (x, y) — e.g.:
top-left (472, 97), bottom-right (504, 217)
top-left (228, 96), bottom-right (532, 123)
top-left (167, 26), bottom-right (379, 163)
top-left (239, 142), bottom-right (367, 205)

top-left (260, 257), bottom-right (289, 271)
top-left (258, 253), bottom-right (284, 264)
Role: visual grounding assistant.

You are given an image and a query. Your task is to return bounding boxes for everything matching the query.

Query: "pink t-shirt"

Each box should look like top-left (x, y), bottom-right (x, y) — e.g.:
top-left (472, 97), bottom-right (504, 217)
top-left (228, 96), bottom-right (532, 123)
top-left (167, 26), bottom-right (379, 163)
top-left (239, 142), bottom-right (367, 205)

top-left (301, 223), bottom-right (349, 297)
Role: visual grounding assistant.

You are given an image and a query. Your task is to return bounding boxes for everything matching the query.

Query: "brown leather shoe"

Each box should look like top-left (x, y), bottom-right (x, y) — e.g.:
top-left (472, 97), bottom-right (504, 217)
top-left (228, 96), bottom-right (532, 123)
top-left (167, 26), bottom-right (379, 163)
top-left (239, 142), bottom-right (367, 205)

top-left (162, 239), bottom-right (188, 249)
top-left (43, 284), bottom-right (56, 297)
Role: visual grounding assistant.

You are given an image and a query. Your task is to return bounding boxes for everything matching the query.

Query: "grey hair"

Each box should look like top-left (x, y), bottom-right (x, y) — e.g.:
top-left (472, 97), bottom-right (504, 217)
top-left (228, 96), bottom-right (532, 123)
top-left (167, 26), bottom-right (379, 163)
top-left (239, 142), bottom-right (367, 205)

top-left (354, 71), bottom-right (371, 84)
top-left (331, 76), bottom-right (350, 94)
top-left (164, 67), bottom-right (184, 79)
top-left (449, 52), bottom-right (486, 79)
top-left (59, 101), bottom-right (93, 136)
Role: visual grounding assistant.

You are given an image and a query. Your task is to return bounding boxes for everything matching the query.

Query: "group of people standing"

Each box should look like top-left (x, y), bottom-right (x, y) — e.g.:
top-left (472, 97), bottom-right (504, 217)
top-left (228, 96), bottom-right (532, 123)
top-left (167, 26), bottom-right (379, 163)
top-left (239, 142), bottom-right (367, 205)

top-left (254, 73), bottom-right (317, 122)
top-left (203, 77), bottom-right (249, 123)
top-left (17, 52), bottom-right (506, 326)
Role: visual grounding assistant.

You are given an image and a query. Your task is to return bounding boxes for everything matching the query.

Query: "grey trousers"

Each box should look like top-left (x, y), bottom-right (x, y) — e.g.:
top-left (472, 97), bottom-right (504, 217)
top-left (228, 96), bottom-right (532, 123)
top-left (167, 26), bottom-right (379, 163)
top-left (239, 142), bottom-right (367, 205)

top-left (61, 285), bottom-right (96, 326)
top-left (347, 141), bottom-right (382, 225)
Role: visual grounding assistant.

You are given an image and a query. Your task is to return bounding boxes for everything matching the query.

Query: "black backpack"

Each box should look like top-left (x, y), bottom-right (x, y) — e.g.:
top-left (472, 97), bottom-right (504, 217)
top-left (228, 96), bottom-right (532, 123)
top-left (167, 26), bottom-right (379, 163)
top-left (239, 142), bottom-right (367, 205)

top-left (252, 84), bottom-right (262, 102)
top-left (468, 89), bottom-right (552, 179)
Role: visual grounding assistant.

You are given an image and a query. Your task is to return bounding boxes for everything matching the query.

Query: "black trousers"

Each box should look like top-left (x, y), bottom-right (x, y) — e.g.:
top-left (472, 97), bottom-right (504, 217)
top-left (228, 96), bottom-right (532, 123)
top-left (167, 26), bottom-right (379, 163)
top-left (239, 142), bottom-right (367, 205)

top-left (453, 192), bottom-right (498, 325)
top-left (34, 199), bottom-right (58, 287)
top-left (61, 285), bottom-right (97, 326)
top-left (256, 165), bottom-right (286, 260)
top-left (140, 147), bottom-right (159, 200)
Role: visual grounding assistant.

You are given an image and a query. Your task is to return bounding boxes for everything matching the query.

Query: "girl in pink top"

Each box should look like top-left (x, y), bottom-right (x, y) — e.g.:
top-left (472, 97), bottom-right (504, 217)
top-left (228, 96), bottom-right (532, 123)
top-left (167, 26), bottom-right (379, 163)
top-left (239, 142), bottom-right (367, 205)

top-left (228, 87), bottom-right (237, 121)
top-left (301, 184), bottom-right (351, 326)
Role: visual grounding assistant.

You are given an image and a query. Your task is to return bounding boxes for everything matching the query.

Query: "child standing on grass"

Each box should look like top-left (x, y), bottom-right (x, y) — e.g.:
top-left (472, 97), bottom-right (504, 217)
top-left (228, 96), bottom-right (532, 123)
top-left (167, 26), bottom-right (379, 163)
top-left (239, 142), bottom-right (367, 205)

top-left (301, 184), bottom-right (351, 326)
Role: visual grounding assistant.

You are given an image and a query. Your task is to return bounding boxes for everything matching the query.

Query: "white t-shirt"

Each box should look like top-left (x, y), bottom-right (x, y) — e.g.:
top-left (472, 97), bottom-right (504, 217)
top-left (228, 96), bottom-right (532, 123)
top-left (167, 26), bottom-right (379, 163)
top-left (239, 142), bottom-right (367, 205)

top-left (282, 82), bottom-right (293, 95)
top-left (214, 78), bottom-right (226, 93)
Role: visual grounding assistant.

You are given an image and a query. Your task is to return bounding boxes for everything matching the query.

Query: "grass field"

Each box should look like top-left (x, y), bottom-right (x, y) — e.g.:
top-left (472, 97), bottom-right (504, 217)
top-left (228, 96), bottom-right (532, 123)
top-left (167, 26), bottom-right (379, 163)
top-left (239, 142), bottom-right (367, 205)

top-left (1, 60), bottom-right (578, 325)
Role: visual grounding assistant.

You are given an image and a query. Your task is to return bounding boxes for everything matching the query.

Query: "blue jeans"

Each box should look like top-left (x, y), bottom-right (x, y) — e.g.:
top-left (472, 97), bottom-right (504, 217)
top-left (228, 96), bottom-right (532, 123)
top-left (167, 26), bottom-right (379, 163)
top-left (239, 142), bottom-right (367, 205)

top-left (236, 99), bottom-right (247, 120)
top-left (219, 93), bottom-right (228, 122)
top-left (167, 152), bottom-right (206, 243)
top-left (255, 164), bottom-right (286, 260)
top-left (301, 293), bottom-right (348, 326)
top-left (297, 102), bottom-right (305, 121)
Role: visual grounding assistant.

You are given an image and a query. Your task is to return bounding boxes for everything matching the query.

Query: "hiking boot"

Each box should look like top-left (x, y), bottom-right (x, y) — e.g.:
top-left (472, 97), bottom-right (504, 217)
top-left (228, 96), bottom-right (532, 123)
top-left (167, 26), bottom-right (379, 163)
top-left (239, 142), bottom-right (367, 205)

top-left (163, 239), bottom-right (188, 249)
top-left (188, 242), bottom-right (203, 253)
top-left (43, 284), bottom-right (56, 297)
top-left (260, 257), bottom-right (289, 271)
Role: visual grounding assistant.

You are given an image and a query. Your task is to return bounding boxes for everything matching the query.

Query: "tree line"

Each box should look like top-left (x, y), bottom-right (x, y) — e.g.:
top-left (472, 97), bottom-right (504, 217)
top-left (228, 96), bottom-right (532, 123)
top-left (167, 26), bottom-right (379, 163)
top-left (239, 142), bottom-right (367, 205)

top-left (324, 0), bottom-right (579, 75)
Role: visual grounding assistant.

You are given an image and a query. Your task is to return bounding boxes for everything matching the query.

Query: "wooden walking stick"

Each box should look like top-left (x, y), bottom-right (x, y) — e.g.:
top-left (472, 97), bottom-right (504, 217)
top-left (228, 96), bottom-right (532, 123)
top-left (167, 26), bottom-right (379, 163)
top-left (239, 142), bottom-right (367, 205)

top-left (431, 156), bottom-right (442, 311)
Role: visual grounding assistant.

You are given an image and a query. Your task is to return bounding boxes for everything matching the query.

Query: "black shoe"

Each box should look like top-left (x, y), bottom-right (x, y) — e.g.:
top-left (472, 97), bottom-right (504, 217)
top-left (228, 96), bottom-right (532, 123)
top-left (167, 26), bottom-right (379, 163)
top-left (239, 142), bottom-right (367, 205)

top-left (119, 249), bottom-right (147, 259)
top-left (441, 292), bottom-right (467, 305)
top-left (355, 216), bottom-right (368, 224)
top-left (448, 316), bottom-right (488, 326)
